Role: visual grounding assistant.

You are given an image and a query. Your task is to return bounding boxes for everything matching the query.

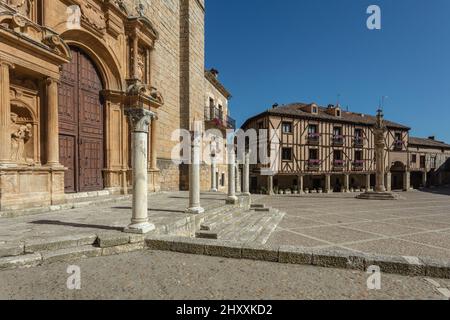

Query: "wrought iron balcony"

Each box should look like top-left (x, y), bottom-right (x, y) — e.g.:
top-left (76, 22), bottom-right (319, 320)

top-left (332, 135), bottom-right (344, 146)
top-left (204, 106), bottom-right (236, 130)
top-left (353, 137), bottom-right (364, 148)
top-left (307, 133), bottom-right (321, 145)
top-left (352, 160), bottom-right (364, 171)
top-left (308, 159), bottom-right (321, 171)
top-left (333, 160), bottom-right (345, 171)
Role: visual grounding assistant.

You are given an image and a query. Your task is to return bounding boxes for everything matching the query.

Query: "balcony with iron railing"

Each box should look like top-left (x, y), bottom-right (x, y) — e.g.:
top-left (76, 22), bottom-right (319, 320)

top-left (307, 159), bottom-right (321, 171)
top-left (307, 133), bottom-right (321, 145)
top-left (353, 136), bottom-right (364, 148)
top-left (204, 106), bottom-right (236, 130)
top-left (332, 135), bottom-right (344, 146)
top-left (333, 160), bottom-right (345, 171)
top-left (352, 160), bottom-right (364, 171)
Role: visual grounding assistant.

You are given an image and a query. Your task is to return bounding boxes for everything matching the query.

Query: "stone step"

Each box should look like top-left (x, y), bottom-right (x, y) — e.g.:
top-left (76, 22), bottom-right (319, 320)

top-left (250, 204), bottom-right (265, 209)
top-left (196, 205), bottom-right (285, 246)
top-left (196, 208), bottom-right (247, 239)
top-left (224, 213), bottom-right (269, 243)
top-left (253, 210), bottom-right (286, 245)
top-left (220, 212), bottom-right (263, 241)
top-left (0, 195), bottom-right (132, 218)
top-left (200, 206), bottom-right (242, 231)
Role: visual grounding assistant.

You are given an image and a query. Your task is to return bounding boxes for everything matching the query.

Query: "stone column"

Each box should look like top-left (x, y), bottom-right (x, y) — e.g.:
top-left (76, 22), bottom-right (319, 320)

top-left (403, 171), bottom-right (411, 191)
top-left (385, 172), bottom-right (392, 192)
top-left (298, 175), bottom-right (304, 194)
top-left (235, 161), bottom-right (241, 194)
top-left (150, 116), bottom-right (159, 170)
top-left (186, 129), bottom-right (204, 214)
top-left (267, 175), bottom-right (274, 195)
top-left (226, 146), bottom-right (238, 204)
top-left (124, 108), bottom-right (155, 234)
top-left (345, 174), bottom-right (350, 193)
top-left (325, 174), bottom-right (331, 193)
top-left (242, 151), bottom-right (251, 196)
top-left (210, 156), bottom-right (218, 192)
top-left (422, 171), bottom-right (427, 188)
top-left (46, 78), bottom-right (60, 166)
top-left (366, 174), bottom-right (372, 191)
top-left (0, 61), bottom-right (14, 166)
top-left (374, 110), bottom-right (386, 193)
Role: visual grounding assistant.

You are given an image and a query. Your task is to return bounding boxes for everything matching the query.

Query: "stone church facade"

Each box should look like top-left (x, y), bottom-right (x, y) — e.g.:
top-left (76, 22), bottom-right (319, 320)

top-left (0, 0), bottom-right (232, 211)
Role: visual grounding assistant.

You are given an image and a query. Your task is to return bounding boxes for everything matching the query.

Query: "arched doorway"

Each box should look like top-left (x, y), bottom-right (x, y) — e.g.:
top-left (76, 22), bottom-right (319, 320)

top-left (58, 47), bottom-right (105, 193)
top-left (390, 161), bottom-right (406, 190)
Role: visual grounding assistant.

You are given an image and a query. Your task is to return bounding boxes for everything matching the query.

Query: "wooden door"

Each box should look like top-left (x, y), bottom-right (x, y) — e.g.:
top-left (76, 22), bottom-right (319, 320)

top-left (58, 47), bottom-right (104, 193)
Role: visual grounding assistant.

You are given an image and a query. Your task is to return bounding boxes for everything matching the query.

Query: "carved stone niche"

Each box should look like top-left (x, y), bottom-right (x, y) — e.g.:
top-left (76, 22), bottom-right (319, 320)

top-left (9, 84), bottom-right (40, 166)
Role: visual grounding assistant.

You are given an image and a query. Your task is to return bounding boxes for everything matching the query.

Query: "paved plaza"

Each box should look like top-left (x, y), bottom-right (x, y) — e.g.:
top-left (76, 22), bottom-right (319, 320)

top-left (1, 250), bottom-right (450, 300)
top-left (262, 188), bottom-right (450, 260)
top-left (0, 192), bottom-right (228, 246)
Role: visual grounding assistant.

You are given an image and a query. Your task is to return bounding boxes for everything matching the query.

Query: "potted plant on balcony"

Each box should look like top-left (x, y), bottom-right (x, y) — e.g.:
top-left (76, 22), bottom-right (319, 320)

top-left (352, 160), bottom-right (364, 169)
top-left (308, 159), bottom-right (321, 170)
top-left (333, 159), bottom-right (345, 168)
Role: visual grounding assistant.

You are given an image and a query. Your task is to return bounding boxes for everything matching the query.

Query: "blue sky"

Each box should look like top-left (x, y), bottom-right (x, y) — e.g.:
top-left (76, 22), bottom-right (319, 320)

top-left (205, 0), bottom-right (450, 142)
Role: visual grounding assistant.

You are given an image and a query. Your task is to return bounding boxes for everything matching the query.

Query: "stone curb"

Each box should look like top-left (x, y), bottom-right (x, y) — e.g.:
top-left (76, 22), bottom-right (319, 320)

top-left (144, 235), bottom-right (450, 279)
top-left (2, 232), bottom-right (450, 279)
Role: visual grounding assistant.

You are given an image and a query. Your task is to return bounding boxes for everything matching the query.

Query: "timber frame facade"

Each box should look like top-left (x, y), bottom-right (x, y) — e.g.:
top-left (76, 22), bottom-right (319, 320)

top-left (242, 103), bottom-right (412, 194)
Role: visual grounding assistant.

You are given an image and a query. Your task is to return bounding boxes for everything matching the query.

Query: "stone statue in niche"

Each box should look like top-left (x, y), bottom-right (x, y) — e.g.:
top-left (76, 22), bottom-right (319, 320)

top-left (137, 50), bottom-right (146, 82)
top-left (10, 113), bottom-right (33, 164)
top-left (7, 0), bottom-right (30, 17)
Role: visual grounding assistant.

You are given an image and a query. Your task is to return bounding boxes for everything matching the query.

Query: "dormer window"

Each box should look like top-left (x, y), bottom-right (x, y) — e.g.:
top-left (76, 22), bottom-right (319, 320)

top-left (312, 106), bottom-right (318, 114)
top-left (336, 109), bottom-right (341, 117)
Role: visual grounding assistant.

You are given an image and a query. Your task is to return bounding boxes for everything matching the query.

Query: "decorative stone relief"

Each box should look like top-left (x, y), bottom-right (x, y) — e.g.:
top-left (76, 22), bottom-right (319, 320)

top-left (10, 112), bottom-right (33, 164)
top-left (6, 0), bottom-right (30, 18)
top-left (81, 1), bottom-right (106, 32)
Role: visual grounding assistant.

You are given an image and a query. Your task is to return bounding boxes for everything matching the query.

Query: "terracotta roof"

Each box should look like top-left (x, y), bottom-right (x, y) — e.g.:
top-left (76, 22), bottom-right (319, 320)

top-left (409, 137), bottom-right (450, 149)
top-left (242, 103), bottom-right (410, 130)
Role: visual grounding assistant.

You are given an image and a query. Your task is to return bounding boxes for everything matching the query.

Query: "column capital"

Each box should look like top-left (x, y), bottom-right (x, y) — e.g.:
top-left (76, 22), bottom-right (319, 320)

top-left (125, 108), bottom-right (155, 133)
top-left (45, 77), bottom-right (60, 86)
top-left (0, 59), bottom-right (14, 70)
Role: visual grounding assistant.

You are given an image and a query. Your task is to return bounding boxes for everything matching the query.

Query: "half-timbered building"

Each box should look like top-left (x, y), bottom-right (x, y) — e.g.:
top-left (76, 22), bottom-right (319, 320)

top-left (242, 103), bottom-right (411, 194)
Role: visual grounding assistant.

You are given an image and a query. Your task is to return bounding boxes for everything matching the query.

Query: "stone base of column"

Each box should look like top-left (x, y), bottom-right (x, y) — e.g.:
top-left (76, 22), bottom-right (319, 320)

top-left (124, 222), bottom-right (156, 234)
top-left (242, 192), bottom-right (251, 197)
top-left (226, 196), bottom-right (239, 205)
top-left (186, 206), bottom-right (205, 214)
top-left (0, 162), bottom-right (17, 169)
top-left (210, 188), bottom-right (218, 193)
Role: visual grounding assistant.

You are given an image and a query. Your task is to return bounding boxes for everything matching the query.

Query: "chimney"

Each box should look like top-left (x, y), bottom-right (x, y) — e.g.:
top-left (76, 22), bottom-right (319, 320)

top-left (210, 68), bottom-right (219, 79)
top-left (428, 136), bottom-right (435, 141)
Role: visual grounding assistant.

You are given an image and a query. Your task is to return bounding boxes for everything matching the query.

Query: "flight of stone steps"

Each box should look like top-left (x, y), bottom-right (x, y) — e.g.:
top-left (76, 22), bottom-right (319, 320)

top-left (195, 204), bottom-right (285, 245)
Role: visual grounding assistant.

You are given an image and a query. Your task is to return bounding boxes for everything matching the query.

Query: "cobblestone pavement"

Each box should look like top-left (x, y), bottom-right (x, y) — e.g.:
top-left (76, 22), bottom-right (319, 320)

top-left (0, 192), bottom-right (227, 245)
top-left (261, 189), bottom-right (450, 260)
top-left (0, 250), bottom-right (449, 300)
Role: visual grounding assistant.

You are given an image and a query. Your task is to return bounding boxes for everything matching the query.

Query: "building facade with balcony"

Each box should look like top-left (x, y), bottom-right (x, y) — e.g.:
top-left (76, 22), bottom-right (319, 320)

top-left (242, 102), bottom-right (411, 194)
top-left (408, 137), bottom-right (450, 188)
